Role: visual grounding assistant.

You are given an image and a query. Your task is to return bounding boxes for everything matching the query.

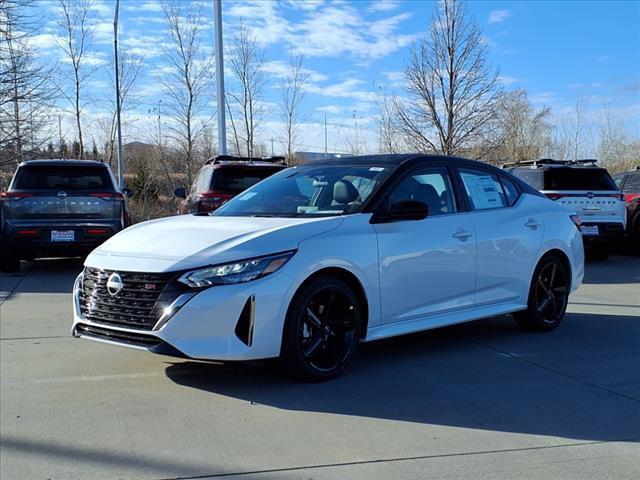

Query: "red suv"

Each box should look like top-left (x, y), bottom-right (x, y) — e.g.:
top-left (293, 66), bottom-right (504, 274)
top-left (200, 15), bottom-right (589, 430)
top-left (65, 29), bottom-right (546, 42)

top-left (174, 156), bottom-right (287, 215)
top-left (613, 166), bottom-right (640, 249)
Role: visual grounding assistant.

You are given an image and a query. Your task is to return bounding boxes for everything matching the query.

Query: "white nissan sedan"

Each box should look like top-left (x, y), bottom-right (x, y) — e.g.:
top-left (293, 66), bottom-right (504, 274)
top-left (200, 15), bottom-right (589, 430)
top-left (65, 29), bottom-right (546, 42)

top-left (72, 154), bottom-right (585, 381)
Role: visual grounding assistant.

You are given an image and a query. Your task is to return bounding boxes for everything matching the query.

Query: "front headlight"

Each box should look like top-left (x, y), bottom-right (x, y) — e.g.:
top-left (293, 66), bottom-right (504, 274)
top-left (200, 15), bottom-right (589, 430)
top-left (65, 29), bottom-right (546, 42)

top-left (178, 250), bottom-right (296, 288)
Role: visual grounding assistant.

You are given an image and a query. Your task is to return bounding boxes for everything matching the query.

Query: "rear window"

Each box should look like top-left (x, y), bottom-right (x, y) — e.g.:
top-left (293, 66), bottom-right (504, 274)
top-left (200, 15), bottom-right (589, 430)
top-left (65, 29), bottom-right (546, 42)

top-left (12, 165), bottom-right (114, 191)
top-left (543, 168), bottom-right (617, 191)
top-left (211, 167), bottom-right (283, 193)
top-left (508, 169), bottom-right (544, 190)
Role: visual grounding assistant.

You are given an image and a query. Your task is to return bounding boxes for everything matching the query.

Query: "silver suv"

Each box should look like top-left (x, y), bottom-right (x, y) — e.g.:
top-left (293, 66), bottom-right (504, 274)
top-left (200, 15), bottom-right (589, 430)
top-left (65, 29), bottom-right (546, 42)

top-left (1, 159), bottom-right (131, 272)
top-left (503, 159), bottom-right (625, 260)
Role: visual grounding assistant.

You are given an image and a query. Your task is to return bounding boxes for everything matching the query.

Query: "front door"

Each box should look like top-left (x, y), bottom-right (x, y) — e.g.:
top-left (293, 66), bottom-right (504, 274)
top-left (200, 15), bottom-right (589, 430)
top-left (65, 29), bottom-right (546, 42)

top-left (374, 166), bottom-right (477, 324)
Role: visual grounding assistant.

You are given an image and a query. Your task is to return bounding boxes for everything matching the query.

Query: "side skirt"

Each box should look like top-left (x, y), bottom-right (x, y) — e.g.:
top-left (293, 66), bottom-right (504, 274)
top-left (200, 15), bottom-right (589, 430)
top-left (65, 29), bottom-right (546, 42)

top-left (363, 302), bottom-right (527, 342)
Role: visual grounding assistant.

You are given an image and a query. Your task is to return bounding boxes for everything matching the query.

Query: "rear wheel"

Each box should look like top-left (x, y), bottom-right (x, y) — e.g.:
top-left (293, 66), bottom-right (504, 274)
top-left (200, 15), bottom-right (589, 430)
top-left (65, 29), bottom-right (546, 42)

top-left (514, 255), bottom-right (569, 332)
top-left (0, 247), bottom-right (20, 273)
top-left (282, 276), bottom-right (362, 381)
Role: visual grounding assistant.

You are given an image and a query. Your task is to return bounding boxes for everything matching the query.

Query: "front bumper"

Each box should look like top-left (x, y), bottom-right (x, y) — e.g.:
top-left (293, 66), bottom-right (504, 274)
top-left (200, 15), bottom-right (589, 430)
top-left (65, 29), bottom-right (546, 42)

top-left (71, 270), bottom-right (295, 361)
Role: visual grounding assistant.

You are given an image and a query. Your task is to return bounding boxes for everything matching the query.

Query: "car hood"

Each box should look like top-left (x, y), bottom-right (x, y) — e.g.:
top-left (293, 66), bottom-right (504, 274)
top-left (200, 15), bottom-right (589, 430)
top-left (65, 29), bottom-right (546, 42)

top-left (86, 214), bottom-right (343, 272)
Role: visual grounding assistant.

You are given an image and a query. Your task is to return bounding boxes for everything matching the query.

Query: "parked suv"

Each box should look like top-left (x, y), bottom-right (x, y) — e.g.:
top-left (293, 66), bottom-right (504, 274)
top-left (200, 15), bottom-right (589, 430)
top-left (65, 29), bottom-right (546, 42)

top-left (613, 166), bottom-right (640, 249)
top-left (174, 155), bottom-right (287, 214)
top-left (0, 159), bottom-right (130, 272)
top-left (503, 159), bottom-right (625, 260)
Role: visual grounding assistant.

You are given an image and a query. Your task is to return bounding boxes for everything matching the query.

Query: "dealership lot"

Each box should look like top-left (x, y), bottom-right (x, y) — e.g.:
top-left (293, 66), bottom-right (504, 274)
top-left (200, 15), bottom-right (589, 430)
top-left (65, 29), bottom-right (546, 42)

top-left (1, 257), bottom-right (639, 479)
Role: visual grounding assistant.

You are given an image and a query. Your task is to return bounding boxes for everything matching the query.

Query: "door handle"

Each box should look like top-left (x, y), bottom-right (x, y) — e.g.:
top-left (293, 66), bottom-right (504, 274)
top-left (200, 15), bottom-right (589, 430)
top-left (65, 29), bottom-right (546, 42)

top-left (525, 218), bottom-right (541, 230)
top-left (452, 229), bottom-right (473, 241)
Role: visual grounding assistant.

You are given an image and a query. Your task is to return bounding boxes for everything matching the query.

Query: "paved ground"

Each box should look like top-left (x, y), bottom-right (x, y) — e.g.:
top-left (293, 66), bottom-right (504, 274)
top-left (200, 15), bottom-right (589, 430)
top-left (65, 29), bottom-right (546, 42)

top-left (1, 256), bottom-right (639, 480)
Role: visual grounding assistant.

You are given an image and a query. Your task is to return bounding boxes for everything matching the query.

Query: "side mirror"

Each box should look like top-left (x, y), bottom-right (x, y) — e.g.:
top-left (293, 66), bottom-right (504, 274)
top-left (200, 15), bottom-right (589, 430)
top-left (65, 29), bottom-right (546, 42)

top-left (122, 188), bottom-right (133, 198)
top-left (372, 200), bottom-right (429, 223)
top-left (174, 187), bottom-right (186, 199)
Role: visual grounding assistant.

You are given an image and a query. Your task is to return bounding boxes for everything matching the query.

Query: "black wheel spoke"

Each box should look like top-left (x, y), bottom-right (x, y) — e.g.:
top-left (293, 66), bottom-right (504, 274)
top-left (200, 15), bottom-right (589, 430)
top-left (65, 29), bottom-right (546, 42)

top-left (305, 307), bottom-right (323, 330)
top-left (303, 335), bottom-right (324, 359)
top-left (324, 288), bottom-right (336, 322)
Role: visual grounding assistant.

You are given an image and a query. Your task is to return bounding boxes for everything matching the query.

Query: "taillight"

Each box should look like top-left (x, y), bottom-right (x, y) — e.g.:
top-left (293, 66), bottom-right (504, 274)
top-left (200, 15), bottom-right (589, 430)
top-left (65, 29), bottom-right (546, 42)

top-left (196, 192), bottom-right (233, 213)
top-left (1, 192), bottom-right (33, 200)
top-left (625, 193), bottom-right (640, 202)
top-left (570, 215), bottom-right (582, 229)
top-left (90, 192), bottom-right (124, 200)
top-left (85, 228), bottom-right (108, 235)
top-left (17, 229), bottom-right (39, 236)
top-left (545, 193), bottom-right (566, 200)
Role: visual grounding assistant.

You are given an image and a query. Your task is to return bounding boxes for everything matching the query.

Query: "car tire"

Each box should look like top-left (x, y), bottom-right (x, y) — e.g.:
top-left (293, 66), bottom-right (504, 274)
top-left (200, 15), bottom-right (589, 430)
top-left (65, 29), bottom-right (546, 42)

top-left (585, 246), bottom-right (611, 261)
top-left (281, 276), bottom-right (363, 382)
top-left (514, 255), bottom-right (569, 332)
top-left (0, 247), bottom-right (20, 273)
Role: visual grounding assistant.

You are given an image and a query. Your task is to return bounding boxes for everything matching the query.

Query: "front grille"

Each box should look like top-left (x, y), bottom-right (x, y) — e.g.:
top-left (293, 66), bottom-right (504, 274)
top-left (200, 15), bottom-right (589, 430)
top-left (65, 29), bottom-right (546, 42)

top-left (76, 323), bottom-right (162, 348)
top-left (79, 267), bottom-right (181, 330)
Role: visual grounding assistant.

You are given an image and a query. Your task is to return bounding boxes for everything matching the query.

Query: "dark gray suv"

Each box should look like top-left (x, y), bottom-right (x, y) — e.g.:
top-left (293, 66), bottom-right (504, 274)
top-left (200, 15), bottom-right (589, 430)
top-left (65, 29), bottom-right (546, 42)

top-left (1, 159), bottom-right (131, 272)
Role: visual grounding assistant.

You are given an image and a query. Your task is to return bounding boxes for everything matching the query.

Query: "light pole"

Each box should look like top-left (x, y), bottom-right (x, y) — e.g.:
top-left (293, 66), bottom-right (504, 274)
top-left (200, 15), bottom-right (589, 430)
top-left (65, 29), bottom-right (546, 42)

top-left (113, 0), bottom-right (124, 187)
top-left (213, 0), bottom-right (227, 155)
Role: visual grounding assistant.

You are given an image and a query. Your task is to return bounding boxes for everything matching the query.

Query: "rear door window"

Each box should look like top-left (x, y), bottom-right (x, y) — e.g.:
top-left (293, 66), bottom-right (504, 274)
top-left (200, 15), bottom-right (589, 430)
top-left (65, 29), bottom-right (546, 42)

top-left (543, 168), bottom-right (617, 190)
top-left (12, 165), bottom-right (114, 191)
top-left (459, 169), bottom-right (507, 210)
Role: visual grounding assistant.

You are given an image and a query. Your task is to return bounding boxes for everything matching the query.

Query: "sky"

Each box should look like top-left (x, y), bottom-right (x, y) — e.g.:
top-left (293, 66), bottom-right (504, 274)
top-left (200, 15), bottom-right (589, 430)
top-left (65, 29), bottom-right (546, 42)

top-left (28, 0), bottom-right (640, 155)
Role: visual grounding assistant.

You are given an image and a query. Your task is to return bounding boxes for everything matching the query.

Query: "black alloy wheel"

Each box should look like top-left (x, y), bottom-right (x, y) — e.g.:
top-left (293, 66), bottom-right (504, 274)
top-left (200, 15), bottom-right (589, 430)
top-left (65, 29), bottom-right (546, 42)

top-left (515, 255), bottom-right (569, 331)
top-left (282, 276), bottom-right (362, 381)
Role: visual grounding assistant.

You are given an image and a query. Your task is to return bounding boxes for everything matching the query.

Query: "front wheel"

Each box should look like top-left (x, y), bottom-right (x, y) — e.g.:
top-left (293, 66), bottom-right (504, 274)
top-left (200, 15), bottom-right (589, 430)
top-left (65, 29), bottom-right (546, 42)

top-left (281, 276), bottom-right (363, 381)
top-left (514, 255), bottom-right (569, 332)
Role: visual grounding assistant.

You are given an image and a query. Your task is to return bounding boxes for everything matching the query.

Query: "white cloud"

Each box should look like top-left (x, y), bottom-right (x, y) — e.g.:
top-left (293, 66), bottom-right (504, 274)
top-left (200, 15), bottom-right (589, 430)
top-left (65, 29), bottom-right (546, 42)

top-left (123, 1), bottom-right (163, 13)
top-left (498, 75), bottom-right (520, 86)
top-left (488, 10), bottom-right (512, 24)
top-left (368, 0), bottom-right (401, 13)
top-left (315, 105), bottom-right (343, 114)
top-left (306, 78), bottom-right (378, 102)
top-left (261, 60), bottom-right (328, 83)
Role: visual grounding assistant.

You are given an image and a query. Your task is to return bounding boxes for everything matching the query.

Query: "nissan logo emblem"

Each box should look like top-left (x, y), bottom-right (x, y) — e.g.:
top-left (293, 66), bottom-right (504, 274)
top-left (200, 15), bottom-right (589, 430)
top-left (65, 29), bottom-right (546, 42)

top-left (57, 191), bottom-right (67, 198)
top-left (587, 192), bottom-right (594, 199)
top-left (106, 272), bottom-right (124, 296)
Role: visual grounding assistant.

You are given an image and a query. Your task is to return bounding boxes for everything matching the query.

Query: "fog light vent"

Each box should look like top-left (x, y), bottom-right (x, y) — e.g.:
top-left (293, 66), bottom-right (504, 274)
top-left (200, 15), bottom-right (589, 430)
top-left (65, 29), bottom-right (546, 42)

top-left (235, 295), bottom-right (255, 347)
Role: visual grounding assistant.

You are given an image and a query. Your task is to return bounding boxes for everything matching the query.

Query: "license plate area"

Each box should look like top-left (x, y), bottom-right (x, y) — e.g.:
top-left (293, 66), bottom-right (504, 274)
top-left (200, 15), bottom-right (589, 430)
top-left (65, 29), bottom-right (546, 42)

top-left (51, 230), bottom-right (75, 242)
top-left (580, 225), bottom-right (599, 236)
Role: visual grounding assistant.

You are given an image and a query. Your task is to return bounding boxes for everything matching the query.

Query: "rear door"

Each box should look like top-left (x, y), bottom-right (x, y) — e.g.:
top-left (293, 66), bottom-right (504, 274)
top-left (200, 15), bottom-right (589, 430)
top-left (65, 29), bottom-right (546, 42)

top-left (543, 168), bottom-right (626, 228)
top-left (5, 164), bottom-right (120, 222)
top-left (457, 167), bottom-right (544, 307)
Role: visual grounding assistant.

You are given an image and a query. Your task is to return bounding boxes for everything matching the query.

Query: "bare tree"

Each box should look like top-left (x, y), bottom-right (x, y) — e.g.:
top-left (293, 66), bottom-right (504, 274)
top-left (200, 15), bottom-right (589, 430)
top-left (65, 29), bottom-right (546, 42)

top-left (101, 50), bottom-right (143, 165)
top-left (496, 89), bottom-right (552, 162)
top-left (396, 0), bottom-right (502, 156)
top-left (377, 86), bottom-right (401, 154)
top-left (597, 105), bottom-right (639, 172)
top-left (158, 1), bottom-right (213, 185)
top-left (227, 21), bottom-right (265, 158)
top-left (0, 0), bottom-right (55, 165)
top-left (278, 55), bottom-right (309, 162)
top-left (55, 0), bottom-right (93, 159)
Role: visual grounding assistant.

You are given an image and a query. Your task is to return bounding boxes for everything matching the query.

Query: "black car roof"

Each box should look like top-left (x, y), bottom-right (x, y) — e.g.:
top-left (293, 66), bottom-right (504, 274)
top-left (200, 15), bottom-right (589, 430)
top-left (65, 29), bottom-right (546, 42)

top-left (19, 159), bottom-right (110, 167)
top-left (301, 153), bottom-right (544, 197)
top-left (302, 153), bottom-right (490, 167)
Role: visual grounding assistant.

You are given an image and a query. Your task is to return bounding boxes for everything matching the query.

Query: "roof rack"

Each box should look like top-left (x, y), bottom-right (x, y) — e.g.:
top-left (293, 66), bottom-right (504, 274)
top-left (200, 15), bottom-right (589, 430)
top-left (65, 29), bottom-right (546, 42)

top-left (501, 158), bottom-right (598, 168)
top-left (205, 155), bottom-right (286, 166)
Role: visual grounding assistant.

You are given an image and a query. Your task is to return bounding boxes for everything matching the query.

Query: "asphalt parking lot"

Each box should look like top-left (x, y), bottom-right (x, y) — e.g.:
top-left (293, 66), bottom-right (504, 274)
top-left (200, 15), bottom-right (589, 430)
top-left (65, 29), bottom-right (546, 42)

top-left (1, 256), bottom-right (639, 480)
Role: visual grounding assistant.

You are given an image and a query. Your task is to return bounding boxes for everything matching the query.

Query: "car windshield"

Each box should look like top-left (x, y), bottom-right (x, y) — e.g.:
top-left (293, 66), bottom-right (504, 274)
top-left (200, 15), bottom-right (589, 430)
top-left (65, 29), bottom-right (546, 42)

top-left (213, 164), bottom-right (393, 218)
